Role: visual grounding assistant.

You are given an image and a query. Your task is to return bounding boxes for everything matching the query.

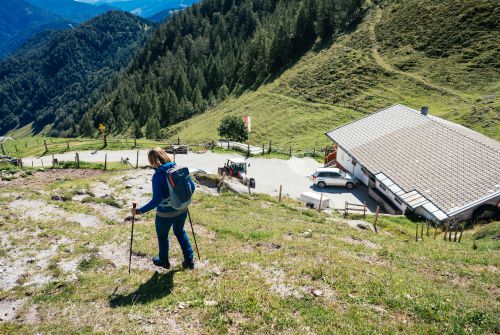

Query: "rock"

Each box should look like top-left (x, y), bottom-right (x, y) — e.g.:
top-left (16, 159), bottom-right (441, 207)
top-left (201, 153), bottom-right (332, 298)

top-left (357, 223), bottom-right (368, 230)
top-left (51, 195), bottom-right (62, 201)
top-left (301, 229), bottom-right (313, 238)
top-left (178, 302), bottom-right (189, 309)
top-left (204, 300), bottom-right (218, 306)
top-left (312, 289), bottom-right (324, 297)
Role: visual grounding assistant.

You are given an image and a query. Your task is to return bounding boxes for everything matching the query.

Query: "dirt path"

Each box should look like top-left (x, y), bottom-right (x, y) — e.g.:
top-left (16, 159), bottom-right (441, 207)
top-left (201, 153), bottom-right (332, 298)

top-left (369, 7), bottom-right (465, 100)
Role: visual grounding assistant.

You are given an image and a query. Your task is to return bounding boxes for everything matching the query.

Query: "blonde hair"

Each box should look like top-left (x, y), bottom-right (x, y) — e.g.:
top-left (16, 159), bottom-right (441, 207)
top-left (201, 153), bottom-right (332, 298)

top-left (147, 147), bottom-right (174, 167)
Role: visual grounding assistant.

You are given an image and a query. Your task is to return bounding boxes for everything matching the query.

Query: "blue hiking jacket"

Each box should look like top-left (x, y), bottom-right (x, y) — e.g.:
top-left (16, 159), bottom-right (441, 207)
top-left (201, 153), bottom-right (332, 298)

top-left (138, 162), bottom-right (195, 214)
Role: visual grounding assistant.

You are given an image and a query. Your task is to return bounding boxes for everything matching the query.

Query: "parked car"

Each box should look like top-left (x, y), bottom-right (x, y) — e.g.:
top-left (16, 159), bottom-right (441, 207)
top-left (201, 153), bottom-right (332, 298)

top-left (312, 167), bottom-right (359, 189)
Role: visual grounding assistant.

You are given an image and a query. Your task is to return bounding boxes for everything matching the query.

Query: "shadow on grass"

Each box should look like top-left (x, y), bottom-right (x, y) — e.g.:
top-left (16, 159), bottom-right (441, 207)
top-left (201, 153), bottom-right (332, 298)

top-left (109, 270), bottom-right (179, 307)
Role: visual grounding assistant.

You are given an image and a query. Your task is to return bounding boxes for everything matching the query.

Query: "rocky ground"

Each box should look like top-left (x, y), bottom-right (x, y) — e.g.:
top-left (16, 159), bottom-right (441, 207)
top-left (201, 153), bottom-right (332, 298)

top-left (0, 168), bottom-right (498, 334)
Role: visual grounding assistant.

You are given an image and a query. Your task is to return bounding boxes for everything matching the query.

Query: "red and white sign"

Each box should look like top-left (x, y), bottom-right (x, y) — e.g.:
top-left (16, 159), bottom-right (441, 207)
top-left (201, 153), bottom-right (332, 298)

top-left (244, 115), bottom-right (251, 133)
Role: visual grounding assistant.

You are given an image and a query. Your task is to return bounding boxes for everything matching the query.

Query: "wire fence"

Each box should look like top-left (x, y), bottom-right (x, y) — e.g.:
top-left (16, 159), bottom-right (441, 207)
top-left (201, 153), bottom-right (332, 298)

top-left (1, 136), bottom-right (335, 165)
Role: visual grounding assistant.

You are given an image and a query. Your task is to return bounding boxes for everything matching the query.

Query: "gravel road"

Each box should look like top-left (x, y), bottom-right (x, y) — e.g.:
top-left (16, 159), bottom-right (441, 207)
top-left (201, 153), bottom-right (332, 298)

top-left (22, 150), bottom-right (378, 212)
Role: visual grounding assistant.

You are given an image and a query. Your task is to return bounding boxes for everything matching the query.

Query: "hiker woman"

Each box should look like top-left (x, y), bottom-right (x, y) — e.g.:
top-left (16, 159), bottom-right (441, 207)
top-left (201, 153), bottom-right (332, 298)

top-left (131, 147), bottom-right (195, 270)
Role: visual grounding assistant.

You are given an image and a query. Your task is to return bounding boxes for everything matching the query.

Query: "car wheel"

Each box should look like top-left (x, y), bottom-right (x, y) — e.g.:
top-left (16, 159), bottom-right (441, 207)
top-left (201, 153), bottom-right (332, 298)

top-left (346, 182), bottom-right (354, 189)
top-left (318, 181), bottom-right (326, 188)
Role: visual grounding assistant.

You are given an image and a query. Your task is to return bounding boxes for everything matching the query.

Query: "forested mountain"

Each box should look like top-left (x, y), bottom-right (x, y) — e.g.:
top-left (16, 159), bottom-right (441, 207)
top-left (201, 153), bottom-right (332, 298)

top-left (0, 0), bottom-right (72, 59)
top-left (77, 0), bottom-right (198, 18)
top-left (147, 8), bottom-right (177, 22)
top-left (0, 11), bottom-right (152, 136)
top-left (25, 0), bottom-right (117, 23)
top-left (86, 0), bottom-right (365, 137)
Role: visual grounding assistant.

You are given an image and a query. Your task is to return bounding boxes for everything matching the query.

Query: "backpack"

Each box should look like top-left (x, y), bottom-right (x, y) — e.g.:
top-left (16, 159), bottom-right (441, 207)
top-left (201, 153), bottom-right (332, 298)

top-left (165, 165), bottom-right (194, 210)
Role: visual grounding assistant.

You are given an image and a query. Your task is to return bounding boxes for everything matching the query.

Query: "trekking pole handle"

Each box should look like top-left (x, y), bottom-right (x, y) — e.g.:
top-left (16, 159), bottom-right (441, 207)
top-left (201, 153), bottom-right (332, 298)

top-left (132, 202), bottom-right (137, 209)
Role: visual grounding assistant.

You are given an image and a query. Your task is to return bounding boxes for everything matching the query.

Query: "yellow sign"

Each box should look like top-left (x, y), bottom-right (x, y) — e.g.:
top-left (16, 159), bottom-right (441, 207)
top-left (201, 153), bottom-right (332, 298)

top-left (99, 124), bottom-right (106, 133)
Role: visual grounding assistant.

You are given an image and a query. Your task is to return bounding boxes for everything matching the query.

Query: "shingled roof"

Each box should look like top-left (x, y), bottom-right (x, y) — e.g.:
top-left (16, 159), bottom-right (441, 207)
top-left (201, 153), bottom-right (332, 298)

top-left (326, 104), bottom-right (500, 218)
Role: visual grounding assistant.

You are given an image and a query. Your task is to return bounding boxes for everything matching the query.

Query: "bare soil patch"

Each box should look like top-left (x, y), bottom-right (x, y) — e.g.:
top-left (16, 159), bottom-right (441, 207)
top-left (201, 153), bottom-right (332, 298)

top-left (0, 169), bottom-right (102, 188)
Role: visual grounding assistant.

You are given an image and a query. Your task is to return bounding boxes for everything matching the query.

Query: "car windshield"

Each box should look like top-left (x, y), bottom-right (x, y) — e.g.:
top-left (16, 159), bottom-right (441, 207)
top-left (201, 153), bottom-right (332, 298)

top-left (230, 162), bottom-right (246, 173)
top-left (339, 171), bottom-right (346, 178)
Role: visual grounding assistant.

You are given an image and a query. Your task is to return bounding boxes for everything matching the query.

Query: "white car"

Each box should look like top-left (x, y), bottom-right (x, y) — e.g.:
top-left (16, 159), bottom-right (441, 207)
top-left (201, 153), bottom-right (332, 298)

top-left (312, 168), bottom-right (359, 189)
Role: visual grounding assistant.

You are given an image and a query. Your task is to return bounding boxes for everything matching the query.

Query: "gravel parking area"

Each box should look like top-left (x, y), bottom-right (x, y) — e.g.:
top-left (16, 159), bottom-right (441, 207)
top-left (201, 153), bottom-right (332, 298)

top-left (22, 150), bottom-right (378, 213)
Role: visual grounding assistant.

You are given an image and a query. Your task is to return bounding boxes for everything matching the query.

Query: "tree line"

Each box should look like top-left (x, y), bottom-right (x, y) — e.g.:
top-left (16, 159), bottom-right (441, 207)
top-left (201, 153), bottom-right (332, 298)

top-left (87, 0), bottom-right (365, 138)
top-left (0, 11), bottom-right (151, 137)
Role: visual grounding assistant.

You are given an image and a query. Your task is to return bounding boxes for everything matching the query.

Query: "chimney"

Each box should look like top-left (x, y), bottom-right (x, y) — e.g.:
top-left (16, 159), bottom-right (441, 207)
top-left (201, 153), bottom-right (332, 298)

top-left (421, 106), bottom-right (429, 116)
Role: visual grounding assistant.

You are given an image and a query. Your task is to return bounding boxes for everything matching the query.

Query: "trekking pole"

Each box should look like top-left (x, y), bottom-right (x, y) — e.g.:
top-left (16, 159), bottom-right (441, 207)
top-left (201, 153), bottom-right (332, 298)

top-left (187, 209), bottom-right (201, 260)
top-left (128, 202), bottom-right (137, 275)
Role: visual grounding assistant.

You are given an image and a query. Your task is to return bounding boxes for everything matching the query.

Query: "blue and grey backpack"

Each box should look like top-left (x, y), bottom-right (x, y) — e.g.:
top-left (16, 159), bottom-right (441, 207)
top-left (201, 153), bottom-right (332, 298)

top-left (165, 165), bottom-right (195, 210)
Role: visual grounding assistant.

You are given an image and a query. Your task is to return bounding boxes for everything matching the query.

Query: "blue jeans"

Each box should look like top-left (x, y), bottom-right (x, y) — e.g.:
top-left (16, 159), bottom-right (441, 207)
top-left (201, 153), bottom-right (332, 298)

top-left (155, 211), bottom-right (194, 262)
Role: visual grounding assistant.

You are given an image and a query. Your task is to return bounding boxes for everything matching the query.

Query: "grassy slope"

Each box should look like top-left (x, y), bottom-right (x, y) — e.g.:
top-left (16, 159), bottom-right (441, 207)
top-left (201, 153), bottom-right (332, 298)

top-left (0, 170), bottom-right (498, 334)
top-left (164, 0), bottom-right (499, 148)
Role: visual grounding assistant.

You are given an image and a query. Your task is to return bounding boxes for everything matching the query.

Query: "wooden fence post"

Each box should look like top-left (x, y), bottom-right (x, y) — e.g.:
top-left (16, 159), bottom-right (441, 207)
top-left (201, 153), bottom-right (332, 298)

top-left (247, 143), bottom-right (250, 156)
top-left (25, 142), bottom-right (27, 148)
top-left (373, 206), bottom-right (380, 233)
top-left (134, 137), bottom-right (137, 148)
top-left (67, 141), bottom-right (69, 149)
top-left (415, 223), bottom-right (419, 242)
top-left (426, 221), bottom-right (430, 237)
top-left (434, 223), bottom-right (438, 239)
top-left (177, 137), bottom-right (180, 145)
top-left (363, 202), bottom-right (367, 218)
top-left (44, 140), bottom-right (48, 152)
top-left (14, 144), bottom-right (18, 152)
top-left (268, 140), bottom-right (272, 154)
top-left (41, 159), bottom-right (44, 168)
top-left (262, 143), bottom-right (265, 155)
top-left (443, 222), bottom-right (449, 240)
top-left (75, 153), bottom-right (80, 168)
top-left (420, 221), bottom-right (424, 239)
top-left (136, 150), bottom-right (139, 169)
top-left (19, 159), bottom-right (23, 169)
top-left (1, 142), bottom-right (5, 155)
top-left (104, 153), bottom-right (107, 171)
top-left (458, 225), bottom-right (464, 243)
top-left (318, 193), bottom-right (323, 212)
top-left (313, 147), bottom-right (316, 157)
top-left (278, 185), bottom-right (282, 202)
top-left (52, 154), bottom-right (55, 167)
top-left (31, 161), bottom-right (34, 168)
top-left (289, 146), bottom-right (292, 157)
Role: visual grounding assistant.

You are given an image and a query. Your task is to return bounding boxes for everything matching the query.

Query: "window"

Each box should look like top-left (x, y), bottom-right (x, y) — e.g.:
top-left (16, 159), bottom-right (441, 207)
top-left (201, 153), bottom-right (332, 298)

top-left (394, 197), bottom-right (403, 205)
top-left (379, 183), bottom-right (387, 192)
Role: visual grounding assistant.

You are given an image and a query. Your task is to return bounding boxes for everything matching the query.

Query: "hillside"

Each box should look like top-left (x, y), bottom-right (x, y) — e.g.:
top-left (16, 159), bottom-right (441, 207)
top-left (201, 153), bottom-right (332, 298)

top-left (0, 168), bottom-right (498, 333)
top-left (78, 0), bottom-right (198, 18)
top-left (0, 11), bottom-right (152, 137)
top-left (84, 0), bottom-right (365, 138)
top-left (25, 0), bottom-right (116, 23)
top-left (0, 0), bottom-right (72, 59)
top-left (163, 0), bottom-right (500, 147)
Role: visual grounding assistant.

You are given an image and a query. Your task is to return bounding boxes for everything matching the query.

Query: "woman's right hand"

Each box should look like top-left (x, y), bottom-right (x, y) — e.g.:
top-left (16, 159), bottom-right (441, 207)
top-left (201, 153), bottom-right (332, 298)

top-left (131, 208), bottom-right (140, 216)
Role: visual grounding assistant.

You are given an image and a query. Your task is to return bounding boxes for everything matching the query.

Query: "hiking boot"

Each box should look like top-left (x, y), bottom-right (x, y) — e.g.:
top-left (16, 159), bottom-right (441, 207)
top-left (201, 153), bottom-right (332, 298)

top-left (152, 256), bottom-right (170, 269)
top-left (182, 259), bottom-right (195, 270)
